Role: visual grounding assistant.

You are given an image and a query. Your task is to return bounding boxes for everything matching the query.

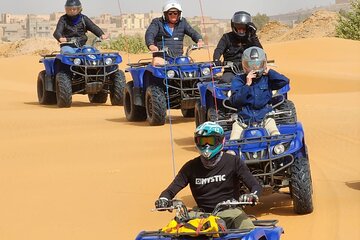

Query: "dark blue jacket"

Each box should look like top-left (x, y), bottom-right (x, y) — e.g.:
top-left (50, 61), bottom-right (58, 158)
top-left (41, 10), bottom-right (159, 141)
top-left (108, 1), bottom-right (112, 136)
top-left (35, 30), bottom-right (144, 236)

top-left (230, 69), bottom-right (289, 123)
top-left (145, 17), bottom-right (202, 57)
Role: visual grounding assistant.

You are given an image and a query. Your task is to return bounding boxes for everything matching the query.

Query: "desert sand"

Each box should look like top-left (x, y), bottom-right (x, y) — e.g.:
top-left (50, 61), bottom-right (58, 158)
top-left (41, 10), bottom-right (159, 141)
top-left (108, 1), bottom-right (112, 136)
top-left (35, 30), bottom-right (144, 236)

top-left (0, 37), bottom-right (359, 240)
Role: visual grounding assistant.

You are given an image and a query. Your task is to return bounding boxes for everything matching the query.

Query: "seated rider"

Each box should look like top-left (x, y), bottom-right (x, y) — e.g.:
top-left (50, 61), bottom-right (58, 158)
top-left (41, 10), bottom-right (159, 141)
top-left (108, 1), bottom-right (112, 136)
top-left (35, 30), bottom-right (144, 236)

top-left (53, 0), bottom-right (108, 54)
top-left (145, 0), bottom-right (204, 66)
top-left (155, 121), bottom-right (262, 230)
top-left (213, 11), bottom-right (263, 83)
top-left (229, 47), bottom-right (289, 141)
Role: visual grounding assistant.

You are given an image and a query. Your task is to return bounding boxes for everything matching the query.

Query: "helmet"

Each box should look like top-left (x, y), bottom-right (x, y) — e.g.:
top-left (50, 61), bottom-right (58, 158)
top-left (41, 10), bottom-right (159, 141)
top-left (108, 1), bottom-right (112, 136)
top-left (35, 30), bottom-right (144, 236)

top-left (162, 0), bottom-right (183, 20)
top-left (231, 11), bottom-right (252, 37)
top-left (242, 47), bottom-right (267, 77)
top-left (194, 122), bottom-right (225, 160)
top-left (65, 0), bottom-right (82, 16)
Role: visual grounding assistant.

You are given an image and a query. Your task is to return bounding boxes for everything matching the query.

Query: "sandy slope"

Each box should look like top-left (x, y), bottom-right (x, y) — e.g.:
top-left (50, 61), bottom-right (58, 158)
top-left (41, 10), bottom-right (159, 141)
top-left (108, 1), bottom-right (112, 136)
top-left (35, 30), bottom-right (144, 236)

top-left (0, 37), bottom-right (359, 240)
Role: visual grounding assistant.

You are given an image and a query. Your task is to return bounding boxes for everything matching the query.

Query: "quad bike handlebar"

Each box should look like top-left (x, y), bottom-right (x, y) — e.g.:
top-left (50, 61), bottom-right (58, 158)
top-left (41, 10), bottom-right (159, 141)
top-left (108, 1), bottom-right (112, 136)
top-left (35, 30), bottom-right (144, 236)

top-left (154, 199), bottom-right (254, 222)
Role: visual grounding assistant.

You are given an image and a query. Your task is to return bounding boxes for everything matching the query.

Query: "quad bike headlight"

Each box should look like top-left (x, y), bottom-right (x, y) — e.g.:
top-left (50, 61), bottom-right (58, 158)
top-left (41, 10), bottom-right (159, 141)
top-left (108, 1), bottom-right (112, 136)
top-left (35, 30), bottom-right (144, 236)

top-left (201, 67), bottom-right (211, 76)
top-left (73, 58), bottom-right (81, 65)
top-left (104, 58), bottom-right (113, 65)
top-left (166, 70), bottom-right (176, 78)
top-left (273, 143), bottom-right (285, 155)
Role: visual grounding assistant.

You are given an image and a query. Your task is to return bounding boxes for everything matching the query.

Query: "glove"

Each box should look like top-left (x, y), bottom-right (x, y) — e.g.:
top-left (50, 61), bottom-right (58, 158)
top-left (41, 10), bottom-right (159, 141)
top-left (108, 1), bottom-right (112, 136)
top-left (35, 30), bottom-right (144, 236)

top-left (247, 22), bottom-right (257, 36)
top-left (155, 197), bottom-right (170, 210)
top-left (213, 59), bottom-right (222, 66)
top-left (239, 193), bottom-right (259, 206)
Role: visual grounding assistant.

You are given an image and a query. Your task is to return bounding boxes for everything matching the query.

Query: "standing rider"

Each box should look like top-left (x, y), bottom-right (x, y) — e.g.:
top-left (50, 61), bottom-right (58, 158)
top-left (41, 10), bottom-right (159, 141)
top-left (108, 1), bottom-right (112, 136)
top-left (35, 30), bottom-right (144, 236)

top-left (53, 0), bottom-right (108, 54)
top-left (213, 11), bottom-right (263, 83)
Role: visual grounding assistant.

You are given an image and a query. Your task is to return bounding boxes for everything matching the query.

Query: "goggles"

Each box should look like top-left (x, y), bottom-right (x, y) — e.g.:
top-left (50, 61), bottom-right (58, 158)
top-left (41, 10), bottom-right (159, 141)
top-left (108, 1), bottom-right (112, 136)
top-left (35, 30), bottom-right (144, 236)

top-left (195, 135), bottom-right (223, 147)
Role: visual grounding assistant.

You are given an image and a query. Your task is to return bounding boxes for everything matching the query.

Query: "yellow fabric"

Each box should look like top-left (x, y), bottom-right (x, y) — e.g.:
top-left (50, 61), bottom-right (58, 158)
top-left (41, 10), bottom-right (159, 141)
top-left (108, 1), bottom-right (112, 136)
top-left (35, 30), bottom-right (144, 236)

top-left (161, 215), bottom-right (225, 237)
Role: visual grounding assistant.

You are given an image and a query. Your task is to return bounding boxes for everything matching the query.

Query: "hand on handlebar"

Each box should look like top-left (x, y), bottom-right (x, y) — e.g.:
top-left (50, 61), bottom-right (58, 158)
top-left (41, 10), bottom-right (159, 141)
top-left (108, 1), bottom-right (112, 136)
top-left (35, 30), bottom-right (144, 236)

top-left (239, 193), bottom-right (259, 206)
top-left (155, 197), bottom-right (170, 210)
top-left (149, 44), bottom-right (159, 52)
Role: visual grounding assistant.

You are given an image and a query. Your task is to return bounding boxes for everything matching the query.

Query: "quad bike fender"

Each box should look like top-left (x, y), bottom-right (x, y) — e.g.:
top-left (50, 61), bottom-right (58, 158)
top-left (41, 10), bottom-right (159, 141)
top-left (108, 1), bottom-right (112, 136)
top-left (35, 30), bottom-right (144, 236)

top-left (133, 87), bottom-right (144, 106)
top-left (44, 74), bottom-right (55, 92)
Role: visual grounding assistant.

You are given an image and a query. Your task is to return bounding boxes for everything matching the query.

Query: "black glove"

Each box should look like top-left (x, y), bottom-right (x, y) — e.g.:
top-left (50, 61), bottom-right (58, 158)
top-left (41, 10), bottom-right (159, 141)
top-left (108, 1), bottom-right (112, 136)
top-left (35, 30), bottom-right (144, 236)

top-left (239, 193), bottom-right (259, 206)
top-left (213, 59), bottom-right (222, 67)
top-left (155, 197), bottom-right (170, 210)
top-left (247, 22), bottom-right (257, 36)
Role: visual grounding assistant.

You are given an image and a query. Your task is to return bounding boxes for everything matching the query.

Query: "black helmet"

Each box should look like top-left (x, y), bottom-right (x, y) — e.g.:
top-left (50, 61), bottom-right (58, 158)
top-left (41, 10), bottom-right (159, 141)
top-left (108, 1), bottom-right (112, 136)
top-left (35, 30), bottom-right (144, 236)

top-left (231, 11), bottom-right (252, 37)
top-left (65, 0), bottom-right (82, 16)
top-left (65, 0), bottom-right (81, 7)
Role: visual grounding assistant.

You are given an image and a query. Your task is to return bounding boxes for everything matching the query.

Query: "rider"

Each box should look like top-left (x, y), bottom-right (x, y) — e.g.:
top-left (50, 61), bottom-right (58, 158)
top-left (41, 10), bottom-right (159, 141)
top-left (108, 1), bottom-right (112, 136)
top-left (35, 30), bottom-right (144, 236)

top-left (53, 0), bottom-right (108, 54)
top-left (145, 0), bottom-right (204, 65)
top-left (229, 47), bottom-right (289, 141)
top-left (155, 121), bottom-right (262, 230)
top-left (213, 11), bottom-right (263, 83)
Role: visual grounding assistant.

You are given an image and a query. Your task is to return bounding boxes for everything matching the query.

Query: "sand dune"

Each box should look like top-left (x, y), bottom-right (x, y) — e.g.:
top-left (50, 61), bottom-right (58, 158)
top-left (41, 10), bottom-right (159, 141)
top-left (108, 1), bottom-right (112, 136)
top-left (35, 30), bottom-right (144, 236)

top-left (0, 37), bottom-right (359, 240)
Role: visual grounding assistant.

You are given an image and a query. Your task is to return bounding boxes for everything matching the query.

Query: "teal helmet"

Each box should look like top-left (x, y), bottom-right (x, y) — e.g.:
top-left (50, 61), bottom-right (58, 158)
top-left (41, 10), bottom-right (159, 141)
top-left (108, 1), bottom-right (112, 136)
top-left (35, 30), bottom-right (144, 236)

top-left (194, 122), bottom-right (225, 160)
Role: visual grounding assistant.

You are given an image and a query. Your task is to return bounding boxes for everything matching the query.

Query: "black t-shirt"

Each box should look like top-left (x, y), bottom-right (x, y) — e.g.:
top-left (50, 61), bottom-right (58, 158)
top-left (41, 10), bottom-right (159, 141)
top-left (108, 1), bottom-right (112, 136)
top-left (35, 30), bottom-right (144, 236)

top-left (159, 152), bottom-right (262, 212)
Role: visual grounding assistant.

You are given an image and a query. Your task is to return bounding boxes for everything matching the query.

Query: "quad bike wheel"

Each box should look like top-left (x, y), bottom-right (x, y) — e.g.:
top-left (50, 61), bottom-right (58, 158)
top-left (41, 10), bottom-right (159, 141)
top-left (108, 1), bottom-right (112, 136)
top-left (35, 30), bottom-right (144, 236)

top-left (55, 71), bottom-right (72, 108)
top-left (194, 100), bottom-right (204, 127)
top-left (207, 106), bottom-right (218, 122)
top-left (123, 81), bottom-right (147, 121)
top-left (275, 99), bottom-right (297, 124)
top-left (290, 156), bottom-right (314, 214)
top-left (37, 70), bottom-right (57, 105)
top-left (181, 108), bottom-right (195, 118)
top-left (110, 70), bottom-right (126, 106)
top-left (145, 85), bottom-right (167, 126)
top-left (88, 92), bottom-right (108, 103)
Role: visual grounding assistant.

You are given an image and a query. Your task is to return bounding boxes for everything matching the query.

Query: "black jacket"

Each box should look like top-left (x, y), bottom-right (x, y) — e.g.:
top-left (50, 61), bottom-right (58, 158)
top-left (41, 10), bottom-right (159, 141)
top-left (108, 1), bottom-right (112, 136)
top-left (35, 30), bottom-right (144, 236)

top-left (53, 14), bottom-right (104, 47)
top-left (213, 32), bottom-right (262, 70)
top-left (145, 17), bottom-right (202, 57)
top-left (159, 153), bottom-right (262, 212)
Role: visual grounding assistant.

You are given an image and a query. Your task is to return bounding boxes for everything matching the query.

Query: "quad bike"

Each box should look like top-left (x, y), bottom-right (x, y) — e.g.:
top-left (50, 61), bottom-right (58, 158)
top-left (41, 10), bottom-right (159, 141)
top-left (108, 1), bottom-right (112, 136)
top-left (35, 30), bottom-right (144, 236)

top-left (219, 104), bottom-right (312, 214)
top-left (37, 37), bottom-right (125, 108)
top-left (196, 63), bottom-right (313, 214)
top-left (123, 44), bottom-right (222, 126)
top-left (135, 199), bottom-right (283, 240)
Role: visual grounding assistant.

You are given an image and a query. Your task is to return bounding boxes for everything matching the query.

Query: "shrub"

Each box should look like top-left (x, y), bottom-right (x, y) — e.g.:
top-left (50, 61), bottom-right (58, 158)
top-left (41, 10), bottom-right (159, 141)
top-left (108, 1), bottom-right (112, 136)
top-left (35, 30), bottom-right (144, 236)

top-left (105, 34), bottom-right (148, 54)
top-left (336, 0), bottom-right (360, 40)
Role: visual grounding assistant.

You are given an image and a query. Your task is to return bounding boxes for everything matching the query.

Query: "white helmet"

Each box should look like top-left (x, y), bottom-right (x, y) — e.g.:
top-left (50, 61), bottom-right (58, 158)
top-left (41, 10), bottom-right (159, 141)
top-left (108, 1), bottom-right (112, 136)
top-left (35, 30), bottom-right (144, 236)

top-left (162, 0), bottom-right (183, 20)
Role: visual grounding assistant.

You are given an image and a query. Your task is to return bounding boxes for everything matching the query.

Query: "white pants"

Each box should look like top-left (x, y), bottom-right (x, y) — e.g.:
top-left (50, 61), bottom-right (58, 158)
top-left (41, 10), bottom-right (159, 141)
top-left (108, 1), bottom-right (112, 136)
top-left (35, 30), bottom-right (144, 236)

top-left (230, 118), bottom-right (280, 140)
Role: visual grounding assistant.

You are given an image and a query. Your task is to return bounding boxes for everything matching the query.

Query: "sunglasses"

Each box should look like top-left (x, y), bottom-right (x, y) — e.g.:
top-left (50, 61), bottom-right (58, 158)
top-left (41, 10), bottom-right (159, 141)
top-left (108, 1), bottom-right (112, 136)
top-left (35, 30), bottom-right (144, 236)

top-left (195, 136), bottom-right (222, 147)
top-left (167, 11), bottom-right (179, 16)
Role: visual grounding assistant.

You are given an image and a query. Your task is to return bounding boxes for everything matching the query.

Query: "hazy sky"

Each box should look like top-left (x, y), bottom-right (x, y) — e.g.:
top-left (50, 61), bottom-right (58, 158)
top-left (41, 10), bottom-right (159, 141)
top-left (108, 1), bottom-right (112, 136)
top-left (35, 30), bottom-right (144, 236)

top-left (0, 0), bottom-right (335, 18)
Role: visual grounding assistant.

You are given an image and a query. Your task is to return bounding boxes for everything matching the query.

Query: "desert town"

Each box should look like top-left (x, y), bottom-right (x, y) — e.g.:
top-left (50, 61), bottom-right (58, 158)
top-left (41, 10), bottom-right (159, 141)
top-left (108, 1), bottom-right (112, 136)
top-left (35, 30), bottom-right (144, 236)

top-left (0, 0), bottom-right (359, 240)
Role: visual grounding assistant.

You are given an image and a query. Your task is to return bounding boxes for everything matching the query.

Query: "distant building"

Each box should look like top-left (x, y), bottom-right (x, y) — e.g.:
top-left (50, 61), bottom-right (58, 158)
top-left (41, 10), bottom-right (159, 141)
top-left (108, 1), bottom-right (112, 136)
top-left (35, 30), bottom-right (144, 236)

top-left (26, 14), bottom-right (54, 38)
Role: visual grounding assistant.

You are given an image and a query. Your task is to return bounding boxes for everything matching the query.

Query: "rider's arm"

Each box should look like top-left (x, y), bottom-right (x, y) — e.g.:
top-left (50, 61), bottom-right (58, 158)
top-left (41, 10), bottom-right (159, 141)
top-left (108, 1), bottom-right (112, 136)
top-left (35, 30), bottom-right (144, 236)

top-left (230, 75), bottom-right (252, 107)
top-left (183, 18), bottom-right (202, 44)
top-left (235, 156), bottom-right (262, 196)
top-left (159, 161), bottom-right (191, 200)
top-left (213, 34), bottom-right (227, 62)
top-left (267, 69), bottom-right (289, 90)
top-left (145, 18), bottom-right (160, 49)
top-left (83, 15), bottom-right (105, 37)
top-left (53, 16), bottom-right (66, 42)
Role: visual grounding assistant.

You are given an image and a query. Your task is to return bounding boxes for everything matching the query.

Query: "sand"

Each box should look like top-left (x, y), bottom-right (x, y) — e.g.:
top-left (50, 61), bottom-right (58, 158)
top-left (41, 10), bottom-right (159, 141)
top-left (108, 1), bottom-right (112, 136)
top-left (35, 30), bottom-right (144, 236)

top-left (0, 37), bottom-right (359, 240)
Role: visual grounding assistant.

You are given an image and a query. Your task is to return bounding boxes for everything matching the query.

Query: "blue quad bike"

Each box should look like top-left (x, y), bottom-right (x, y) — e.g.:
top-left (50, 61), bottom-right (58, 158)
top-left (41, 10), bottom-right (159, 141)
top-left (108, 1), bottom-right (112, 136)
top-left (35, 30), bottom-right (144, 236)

top-left (37, 37), bottom-right (125, 108)
top-left (135, 199), bottom-right (283, 240)
top-left (195, 65), bottom-right (313, 215)
top-left (123, 45), bottom-right (222, 126)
